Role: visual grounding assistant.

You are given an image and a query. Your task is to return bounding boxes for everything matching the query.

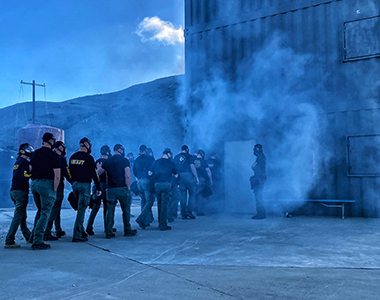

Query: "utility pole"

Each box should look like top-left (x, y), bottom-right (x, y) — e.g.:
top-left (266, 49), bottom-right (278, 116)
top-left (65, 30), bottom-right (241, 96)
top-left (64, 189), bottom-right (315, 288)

top-left (20, 80), bottom-right (46, 124)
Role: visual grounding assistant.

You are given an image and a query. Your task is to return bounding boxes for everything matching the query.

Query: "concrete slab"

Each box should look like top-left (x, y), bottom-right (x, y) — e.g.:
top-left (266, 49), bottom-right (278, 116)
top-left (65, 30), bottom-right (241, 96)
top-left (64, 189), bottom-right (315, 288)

top-left (0, 204), bottom-right (380, 299)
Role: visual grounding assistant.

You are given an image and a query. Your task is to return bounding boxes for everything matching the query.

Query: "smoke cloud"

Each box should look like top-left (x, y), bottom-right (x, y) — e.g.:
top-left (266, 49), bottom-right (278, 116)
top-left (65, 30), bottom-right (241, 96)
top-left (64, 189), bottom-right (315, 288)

top-left (184, 33), bottom-right (332, 213)
top-left (136, 16), bottom-right (184, 46)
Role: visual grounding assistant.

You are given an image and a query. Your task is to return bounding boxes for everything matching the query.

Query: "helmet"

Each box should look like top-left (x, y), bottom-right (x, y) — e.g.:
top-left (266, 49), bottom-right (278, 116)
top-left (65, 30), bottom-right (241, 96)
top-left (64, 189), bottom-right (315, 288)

top-left (18, 143), bottom-right (34, 158)
top-left (100, 145), bottom-right (111, 156)
top-left (54, 141), bottom-right (66, 156)
top-left (80, 137), bottom-right (92, 154)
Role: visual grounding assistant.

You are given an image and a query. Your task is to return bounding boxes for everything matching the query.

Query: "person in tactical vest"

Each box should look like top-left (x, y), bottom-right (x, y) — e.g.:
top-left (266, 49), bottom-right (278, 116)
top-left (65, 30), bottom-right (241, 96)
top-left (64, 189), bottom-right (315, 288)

top-left (148, 148), bottom-right (178, 231)
top-left (98, 144), bottom-right (137, 238)
top-left (251, 144), bottom-right (267, 219)
top-left (30, 132), bottom-right (61, 250)
top-left (193, 150), bottom-right (213, 216)
top-left (4, 143), bottom-right (34, 248)
top-left (86, 145), bottom-right (111, 235)
top-left (134, 145), bottom-right (155, 229)
top-left (69, 137), bottom-right (101, 242)
top-left (173, 145), bottom-right (199, 220)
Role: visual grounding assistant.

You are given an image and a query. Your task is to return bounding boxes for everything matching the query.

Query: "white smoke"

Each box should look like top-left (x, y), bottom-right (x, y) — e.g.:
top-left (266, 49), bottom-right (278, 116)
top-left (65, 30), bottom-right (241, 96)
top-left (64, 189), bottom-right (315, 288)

top-left (136, 16), bottom-right (184, 46)
top-left (185, 34), bottom-right (331, 203)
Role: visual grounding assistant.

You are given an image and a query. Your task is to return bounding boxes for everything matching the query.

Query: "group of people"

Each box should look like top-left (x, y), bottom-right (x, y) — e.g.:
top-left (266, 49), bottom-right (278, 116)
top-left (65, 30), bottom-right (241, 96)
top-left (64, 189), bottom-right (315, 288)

top-left (4, 132), bottom-right (225, 250)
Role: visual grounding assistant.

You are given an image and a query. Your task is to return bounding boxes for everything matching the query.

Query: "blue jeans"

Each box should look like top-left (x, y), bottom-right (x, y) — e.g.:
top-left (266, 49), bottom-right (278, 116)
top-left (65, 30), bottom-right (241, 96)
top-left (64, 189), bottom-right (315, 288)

top-left (106, 187), bottom-right (132, 236)
top-left (155, 182), bottom-right (172, 228)
top-left (31, 179), bottom-right (56, 245)
top-left (72, 182), bottom-right (91, 239)
top-left (5, 190), bottom-right (31, 245)
top-left (137, 179), bottom-right (155, 226)
top-left (87, 182), bottom-right (108, 232)
top-left (45, 184), bottom-right (64, 236)
top-left (179, 172), bottom-right (196, 215)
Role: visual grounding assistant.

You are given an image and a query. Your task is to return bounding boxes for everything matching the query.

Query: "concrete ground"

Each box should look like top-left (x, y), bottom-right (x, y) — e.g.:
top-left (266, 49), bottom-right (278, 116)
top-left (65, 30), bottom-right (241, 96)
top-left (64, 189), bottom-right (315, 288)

top-left (0, 201), bottom-right (380, 300)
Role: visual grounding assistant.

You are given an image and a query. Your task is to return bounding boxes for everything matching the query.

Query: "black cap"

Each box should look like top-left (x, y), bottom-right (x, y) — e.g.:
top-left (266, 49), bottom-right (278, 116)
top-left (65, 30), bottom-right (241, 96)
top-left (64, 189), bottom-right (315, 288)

top-left (139, 145), bottom-right (147, 153)
top-left (254, 144), bottom-right (263, 150)
top-left (163, 148), bottom-right (172, 155)
top-left (114, 143), bottom-right (124, 152)
top-left (42, 132), bottom-right (55, 143)
top-left (54, 141), bottom-right (66, 156)
top-left (54, 141), bottom-right (65, 149)
top-left (198, 149), bottom-right (205, 158)
top-left (80, 137), bottom-right (91, 146)
top-left (100, 145), bottom-right (111, 155)
top-left (181, 145), bottom-right (189, 151)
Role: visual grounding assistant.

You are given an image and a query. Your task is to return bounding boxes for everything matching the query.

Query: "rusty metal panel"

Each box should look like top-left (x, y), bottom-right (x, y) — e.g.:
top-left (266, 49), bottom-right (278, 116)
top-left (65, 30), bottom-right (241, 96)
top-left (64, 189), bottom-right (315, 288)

top-left (18, 124), bottom-right (64, 151)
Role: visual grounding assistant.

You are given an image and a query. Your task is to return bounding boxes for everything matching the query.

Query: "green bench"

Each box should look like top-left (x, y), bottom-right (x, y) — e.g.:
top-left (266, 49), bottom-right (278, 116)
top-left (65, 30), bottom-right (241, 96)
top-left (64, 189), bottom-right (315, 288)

top-left (284, 199), bottom-right (356, 220)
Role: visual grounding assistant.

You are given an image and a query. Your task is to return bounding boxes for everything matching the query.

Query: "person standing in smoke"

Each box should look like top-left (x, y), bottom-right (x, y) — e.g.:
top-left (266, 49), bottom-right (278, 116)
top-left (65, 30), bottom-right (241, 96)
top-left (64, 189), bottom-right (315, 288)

top-left (207, 154), bottom-right (222, 189)
top-left (193, 150), bottom-right (213, 216)
top-left (148, 148), bottom-right (178, 230)
top-left (43, 141), bottom-right (72, 241)
top-left (134, 145), bottom-right (155, 229)
top-left (69, 137), bottom-right (101, 242)
top-left (206, 154), bottom-right (222, 213)
top-left (97, 144), bottom-right (137, 238)
top-left (251, 144), bottom-right (267, 219)
top-left (4, 143), bottom-right (34, 248)
top-left (174, 145), bottom-right (199, 219)
top-left (86, 145), bottom-right (112, 236)
top-left (30, 132), bottom-right (61, 250)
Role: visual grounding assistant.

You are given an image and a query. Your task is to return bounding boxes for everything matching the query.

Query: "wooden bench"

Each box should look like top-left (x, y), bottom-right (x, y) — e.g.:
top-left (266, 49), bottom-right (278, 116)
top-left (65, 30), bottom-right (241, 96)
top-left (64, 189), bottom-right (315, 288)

top-left (284, 199), bottom-right (355, 220)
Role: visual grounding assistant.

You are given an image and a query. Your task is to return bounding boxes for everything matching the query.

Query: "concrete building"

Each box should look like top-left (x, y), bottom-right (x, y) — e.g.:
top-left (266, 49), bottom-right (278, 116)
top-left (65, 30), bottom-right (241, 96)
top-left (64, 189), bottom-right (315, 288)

top-left (184, 0), bottom-right (380, 217)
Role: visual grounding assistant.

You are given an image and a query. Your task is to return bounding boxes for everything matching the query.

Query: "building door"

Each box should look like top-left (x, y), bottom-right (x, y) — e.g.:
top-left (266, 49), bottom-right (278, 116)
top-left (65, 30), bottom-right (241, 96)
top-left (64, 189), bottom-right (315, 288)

top-left (224, 140), bottom-right (256, 214)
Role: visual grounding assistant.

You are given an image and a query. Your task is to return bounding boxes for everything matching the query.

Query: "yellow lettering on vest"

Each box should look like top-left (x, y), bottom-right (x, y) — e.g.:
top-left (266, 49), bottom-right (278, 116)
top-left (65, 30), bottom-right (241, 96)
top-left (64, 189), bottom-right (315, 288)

top-left (71, 160), bottom-right (85, 165)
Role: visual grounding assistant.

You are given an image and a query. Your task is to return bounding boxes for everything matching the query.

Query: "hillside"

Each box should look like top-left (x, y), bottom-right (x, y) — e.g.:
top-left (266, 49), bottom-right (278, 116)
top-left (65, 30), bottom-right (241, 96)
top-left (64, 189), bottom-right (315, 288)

top-left (0, 75), bottom-right (186, 156)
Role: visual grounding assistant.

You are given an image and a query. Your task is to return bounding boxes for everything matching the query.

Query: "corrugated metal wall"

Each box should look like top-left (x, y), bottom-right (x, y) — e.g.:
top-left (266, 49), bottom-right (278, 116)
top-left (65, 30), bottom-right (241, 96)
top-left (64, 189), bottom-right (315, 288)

top-left (185, 0), bottom-right (380, 217)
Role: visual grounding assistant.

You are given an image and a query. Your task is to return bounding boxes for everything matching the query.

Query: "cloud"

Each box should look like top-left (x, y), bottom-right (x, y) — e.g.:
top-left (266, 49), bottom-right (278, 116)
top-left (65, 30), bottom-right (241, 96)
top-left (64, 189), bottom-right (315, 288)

top-left (135, 16), bottom-right (184, 45)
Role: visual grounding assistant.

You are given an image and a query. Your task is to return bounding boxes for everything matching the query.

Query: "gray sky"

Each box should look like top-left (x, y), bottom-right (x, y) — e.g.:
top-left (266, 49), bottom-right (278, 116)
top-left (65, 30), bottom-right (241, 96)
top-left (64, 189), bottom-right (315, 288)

top-left (0, 0), bottom-right (184, 108)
